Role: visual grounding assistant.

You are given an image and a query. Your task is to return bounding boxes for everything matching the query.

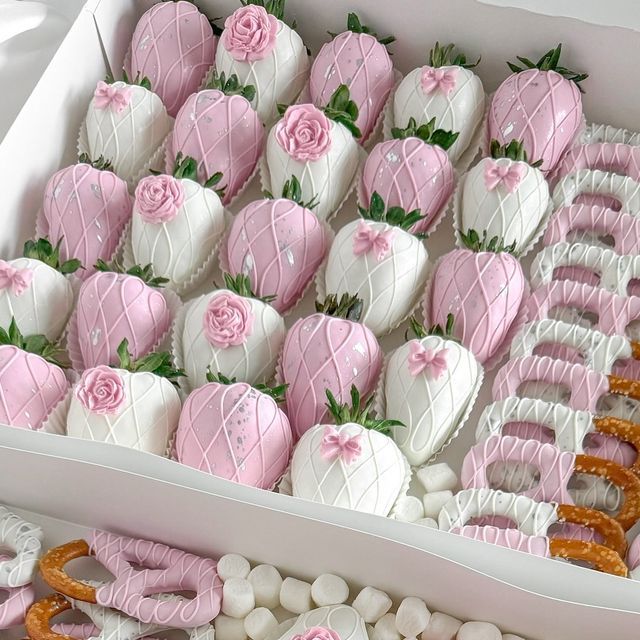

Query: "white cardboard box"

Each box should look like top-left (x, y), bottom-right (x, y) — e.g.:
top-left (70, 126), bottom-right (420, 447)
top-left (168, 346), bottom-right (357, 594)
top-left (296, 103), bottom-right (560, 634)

top-left (1, 1), bottom-right (640, 636)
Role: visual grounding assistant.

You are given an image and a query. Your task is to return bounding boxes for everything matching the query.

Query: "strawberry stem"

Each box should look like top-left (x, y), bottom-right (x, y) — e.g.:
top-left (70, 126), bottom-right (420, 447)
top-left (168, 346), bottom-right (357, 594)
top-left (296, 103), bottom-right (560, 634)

top-left (205, 70), bottom-right (256, 102)
top-left (322, 84), bottom-right (361, 139)
top-left (459, 229), bottom-right (518, 255)
top-left (172, 152), bottom-right (227, 199)
top-left (116, 338), bottom-right (185, 386)
top-left (0, 318), bottom-right (69, 368)
top-left (406, 315), bottom-right (459, 343)
top-left (264, 175), bottom-right (319, 209)
top-left (392, 117), bottom-right (459, 151)
top-left (489, 139), bottom-right (543, 168)
top-left (23, 237), bottom-right (83, 275)
top-left (219, 272), bottom-right (276, 304)
top-left (329, 13), bottom-right (395, 47)
top-left (94, 259), bottom-right (169, 288)
top-left (428, 42), bottom-right (480, 69)
top-left (315, 293), bottom-right (363, 322)
top-left (359, 192), bottom-right (426, 238)
top-left (205, 367), bottom-right (288, 403)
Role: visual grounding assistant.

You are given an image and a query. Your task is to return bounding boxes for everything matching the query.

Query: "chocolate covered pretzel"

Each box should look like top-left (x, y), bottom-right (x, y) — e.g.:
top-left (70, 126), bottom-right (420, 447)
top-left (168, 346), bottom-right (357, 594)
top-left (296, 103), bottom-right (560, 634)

top-left (553, 170), bottom-right (640, 213)
top-left (0, 556), bottom-right (34, 630)
top-left (0, 506), bottom-right (43, 589)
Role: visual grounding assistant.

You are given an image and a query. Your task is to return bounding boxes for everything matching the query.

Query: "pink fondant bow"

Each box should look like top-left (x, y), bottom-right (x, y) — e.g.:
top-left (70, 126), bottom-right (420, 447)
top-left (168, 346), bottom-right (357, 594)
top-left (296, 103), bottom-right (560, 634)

top-left (483, 160), bottom-right (526, 193)
top-left (0, 261), bottom-right (33, 296)
top-left (94, 81), bottom-right (133, 114)
top-left (421, 66), bottom-right (458, 96)
top-left (320, 426), bottom-right (362, 465)
top-left (408, 342), bottom-right (449, 378)
top-left (352, 220), bottom-right (394, 261)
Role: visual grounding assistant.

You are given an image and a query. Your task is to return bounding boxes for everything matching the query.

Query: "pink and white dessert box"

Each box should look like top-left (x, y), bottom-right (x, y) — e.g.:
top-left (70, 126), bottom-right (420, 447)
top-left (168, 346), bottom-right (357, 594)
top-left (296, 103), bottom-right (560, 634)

top-left (3, 0), bottom-right (640, 636)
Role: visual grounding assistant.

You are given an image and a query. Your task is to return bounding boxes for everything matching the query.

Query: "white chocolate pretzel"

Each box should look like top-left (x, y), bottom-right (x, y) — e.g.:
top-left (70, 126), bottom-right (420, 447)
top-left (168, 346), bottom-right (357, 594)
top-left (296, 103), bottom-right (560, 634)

top-left (580, 123), bottom-right (640, 147)
top-left (0, 506), bottom-right (43, 588)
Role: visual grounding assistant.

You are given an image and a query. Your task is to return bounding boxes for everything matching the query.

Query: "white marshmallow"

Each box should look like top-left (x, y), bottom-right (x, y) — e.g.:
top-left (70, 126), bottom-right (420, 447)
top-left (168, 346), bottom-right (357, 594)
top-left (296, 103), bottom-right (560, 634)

top-left (271, 607), bottom-right (296, 623)
top-left (352, 586), bottom-right (393, 623)
top-left (396, 597), bottom-right (431, 637)
top-left (311, 573), bottom-right (350, 606)
top-left (394, 496), bottom-right (425, 523)
top-left (417, 464), bottom-right (458, 494)
top-left (422, 491), bottom-right (453, 520)
top-left (415, 518), bottom-right (439, 529)
top-left (249, 564), bottom-right (284, 609)
top-left (374, 613), bottom-right (402, 640)
top-left (222, 578), bottom-right (256, 618)
top-left (245, 607), bottom-right (279, 640)
top-left (218, 554), bottom-right (251, 581)
top-left (421, 612), bottom-right (462, 640)
top-left (280, 577), bottom-right (313, 613)
top-left (216, 615), bottom-right (248, 640)
top-left (502, 636), bottom-right (526, 640)
top-left (456, 622), bottom-right (502, 640)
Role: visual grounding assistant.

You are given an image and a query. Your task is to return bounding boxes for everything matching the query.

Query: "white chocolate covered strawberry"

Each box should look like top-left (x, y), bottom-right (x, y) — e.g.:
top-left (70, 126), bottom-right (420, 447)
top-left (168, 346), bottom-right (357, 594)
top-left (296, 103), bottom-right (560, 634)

top-left (216, 1), bottom-right (309, 124)
top-left (291, 386), bottom-right (407, 516)
top-left (323, 193), bottom-right (429, 337)
top-left (393, 42), bottom-right (484, 164)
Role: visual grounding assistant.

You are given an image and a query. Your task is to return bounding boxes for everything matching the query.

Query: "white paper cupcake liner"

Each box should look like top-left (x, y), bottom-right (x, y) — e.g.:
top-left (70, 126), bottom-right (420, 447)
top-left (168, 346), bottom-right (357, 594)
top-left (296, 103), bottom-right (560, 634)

top-left (170, 300), bottom-right (192, 398)
top-left (39, 385), bottom-right (72, 436)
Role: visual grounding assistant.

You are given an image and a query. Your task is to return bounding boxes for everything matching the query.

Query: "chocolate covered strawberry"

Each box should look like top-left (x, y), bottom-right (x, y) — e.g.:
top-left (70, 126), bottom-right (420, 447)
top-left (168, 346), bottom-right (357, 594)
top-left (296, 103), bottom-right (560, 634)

top-left (42, 155), bottom-right (132, 280)
top-left (323, 193), bottom-right (429, 337)
top-left (216, 0), bottom-right (309, 124)
top-left (0, 238), bottom-right (80, 341)
top-left (280, 293), bottom-right (382, 439)
top-left (291, 386), bottom-right (407, 516)
top-left (128, 0), bottom-right (218, 117)
top-left (85, 75), bottom-right (172, 181)
top-left (67, 339), bottom-right (183, 455)
top-left (423, 231), bottom-right (526, 366)
top-left (0, 318), bottom-right (69, 430)
top-left (487, 44), bottom-right (587, 174)
top-left (176, 371), bottom-right (292, 489)
top-left (72, 261), bottom-right (172, 370)
top-left (225, 176), bottom-right (328, 314)
top-left (266, 86), bottom-right (361, 222)
top-left (168, 71), bottom-right (263, 205)
top-left (310, 13), bottom-right (395, 142)
top-left (359, 117), bottom-right (457, 234)
top-left (457, 140), bottom-right (550, 254)
top-left (179, 274), bottom-right (285, 391)
top-left (394, 42), bottom-right (484, 164)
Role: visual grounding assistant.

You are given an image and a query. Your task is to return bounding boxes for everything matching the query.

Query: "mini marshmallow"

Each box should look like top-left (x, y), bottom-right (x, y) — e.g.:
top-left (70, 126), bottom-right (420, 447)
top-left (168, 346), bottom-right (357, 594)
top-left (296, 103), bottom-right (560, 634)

top-left (352, 586), bottom-right (393, 624)
top-left (502, 635), bottom-right (526, 640)
top-left (222, 578), bottom-right (256, 618)
top-left (280, 577), bottom-right (313, 613)
top-left (216, 615), bottom-right (249, 640)
top-left (271, 607), bottom-right (296, 623)
top-left (374, 613), bottom-right (402, 640)
top-left (417, 464), bottom-right (458, 494)
top-left (311, 573), bottom-right (350, 606)
top-left (423, 491), bottom-right (453, 520)
top-left (244, 607), bottom-right (279, 640)
top-left (421, 612), bottom-right (462, 640)
top-left (249, 564), bottom-right (283, 609)
top-left (394, 496), bottom-right (425, 523)
top-left (396, 597), bottom-right (431, 637)
top-left (415, 518), bottom-right (439, 529)
top-left (456, 621), bottom-right (502, 640)
top-left (218, 554), bottom-right (251, 581)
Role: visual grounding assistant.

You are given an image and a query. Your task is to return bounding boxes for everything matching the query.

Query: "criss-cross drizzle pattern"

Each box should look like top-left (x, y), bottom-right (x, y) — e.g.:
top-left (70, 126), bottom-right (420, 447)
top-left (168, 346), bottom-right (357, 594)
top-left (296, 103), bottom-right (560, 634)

top-left (0, 507), bottom-right (43, 588)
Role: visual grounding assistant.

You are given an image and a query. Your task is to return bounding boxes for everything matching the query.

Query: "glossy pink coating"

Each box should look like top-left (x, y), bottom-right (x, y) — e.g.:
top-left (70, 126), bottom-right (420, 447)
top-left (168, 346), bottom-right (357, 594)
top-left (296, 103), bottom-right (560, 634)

top-left (0, 345), bottom-right (69, 430)
top-left (461, 435), bottom-right (575, 504)
top-left (549, 523), bottom-right (601, 545)
top-left (544, 205), bottom-right (640, 255)
top-left (225, 198), bottom-right (328, 314)
top-left (359, 138), bottom-right (454, 234)
top-left (526, 281), bottom-right (640, 337)
top-left (76, 272), bottom-right (171, 369)
top-left (487, 68), bottom-right (583, 174)
top-left (424, 249), bottom-right (525, 364)
top-left (627, 533), bottom-right (640, 570)
top-left (51, 624), bottom-right (102, 639)
top-left (280, 313), bottom-right (382, 439)
top-left (90, 529), bottom-right (222, 627)
top-left (176, 381), bottom-right (292, 490)
top-left (0, 554), bottom-right (34, 630)
top-left (309, 31), bottom-right (394, 142)
top-left (42, 163), bottom-right (132, 280)
top-left (492, 355), bottom-right (609, 413)
top-left (168, 89), bottom-right (265, 205)
top-left (129, 1), bottom-right (217, 117)
top-left (452, 525), bottom-right (550, 557)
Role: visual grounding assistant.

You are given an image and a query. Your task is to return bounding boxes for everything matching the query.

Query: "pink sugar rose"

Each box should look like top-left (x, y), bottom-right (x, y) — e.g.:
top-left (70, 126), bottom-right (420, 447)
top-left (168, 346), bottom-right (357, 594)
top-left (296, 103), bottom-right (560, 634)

top-left (135, 175), bottom-right (185, 224)
top-left (292, 628), bottom-right (342, 640)
top-left (222, 5), bottom-right (278, 62)
top-left (203, 292), bottom-right (254, 348)
top-left (75, 366), bottom-right (126, 415)
top-left (275, 104), bottom-right (332, 162)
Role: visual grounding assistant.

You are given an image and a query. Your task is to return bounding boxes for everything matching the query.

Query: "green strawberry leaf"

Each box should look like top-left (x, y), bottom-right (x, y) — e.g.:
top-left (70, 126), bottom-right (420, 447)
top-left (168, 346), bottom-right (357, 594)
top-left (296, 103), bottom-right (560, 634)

top-left (322, 84), bottom-right (362, 139)
top-left (205, 70), bottom-right (257, 101)
top-left (23, 237), bottom-right (83, 275)
top-left (358, 191), bottom-right (425, 235)
top-left (391, 116), bottom-right (459, 151)
top-left (0, 317), bottom-right (69, 368)
top-left (329, 12), bottom-right (395, 47)
top-left (116, 338), bottom-right (185, 386)
top-left (218, 272), bottom-right (276, 304)
top-left (489, 138), bottom-right (543, 167)
top-left (428, 41), bottom-right (480, 69)
top-left (458, 229), bottom-right (518, 255)
top-left (94, 259), bottom-right (169, 288)
top-left (78, 153), bottom-right (115, 172)
top-left (315, 293), bottom-right (364, 322)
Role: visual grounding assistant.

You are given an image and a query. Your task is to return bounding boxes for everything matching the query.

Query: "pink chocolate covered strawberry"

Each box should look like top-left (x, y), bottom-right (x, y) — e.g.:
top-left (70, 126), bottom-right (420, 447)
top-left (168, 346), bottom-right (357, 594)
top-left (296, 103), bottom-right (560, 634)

top-left (487, 44), bottom-right (587, 174)
top-left (423, 231), bottom-right (526, 366)
top-left (359, 117), bottom-right (457, 234)
top-left (176, 371), bottom-right (292, 489)
top-left (42, 155), bottom-right (132, 280)
top-left (0, 318), bottom-right (69, 431)
top-left (73, 260), bottom-right (172, 370)
top-left (128, 0), bottom-right (218, 117)
top-left (310, 13), bottom-right (395, 143)
top-left (167, 71), bottom-right (264, 205)
top-left (225, 176), bottom-right (328, 314)
top-left (280, 293), bottom-right (383, 439)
